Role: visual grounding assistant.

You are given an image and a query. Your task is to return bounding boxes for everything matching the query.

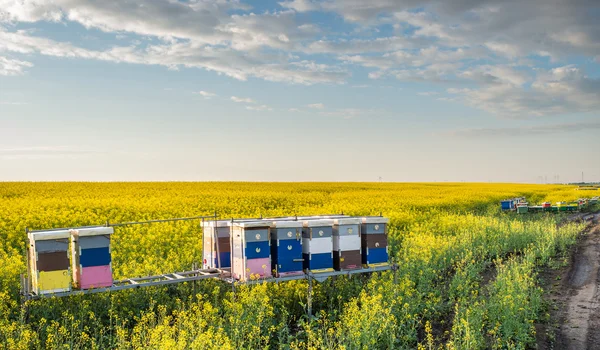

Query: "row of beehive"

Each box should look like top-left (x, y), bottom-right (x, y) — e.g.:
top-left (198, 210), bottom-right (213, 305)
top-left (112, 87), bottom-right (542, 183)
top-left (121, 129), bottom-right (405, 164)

top-left (500, 197), bottom-right (527, 210)
top-left (202, 216), bottom-right (389, 281)
top-left (507, 197), bottom-right (598, 214)
top-left (28, 227), bottom-right (114, 295)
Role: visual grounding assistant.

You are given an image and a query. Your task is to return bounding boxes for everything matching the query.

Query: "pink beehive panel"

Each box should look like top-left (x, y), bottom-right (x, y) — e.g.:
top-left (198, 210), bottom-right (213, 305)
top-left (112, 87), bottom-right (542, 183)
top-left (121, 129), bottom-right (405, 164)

top-left (80, 265), bottom-right (113, 289)
top-left (246, 258), bottom-right (271, 279)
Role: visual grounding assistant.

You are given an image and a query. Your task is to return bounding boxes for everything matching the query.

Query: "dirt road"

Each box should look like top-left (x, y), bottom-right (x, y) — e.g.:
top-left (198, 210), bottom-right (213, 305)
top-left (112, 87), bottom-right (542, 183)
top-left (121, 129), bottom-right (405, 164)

top-left (551, 213), bottom-right (600, 349)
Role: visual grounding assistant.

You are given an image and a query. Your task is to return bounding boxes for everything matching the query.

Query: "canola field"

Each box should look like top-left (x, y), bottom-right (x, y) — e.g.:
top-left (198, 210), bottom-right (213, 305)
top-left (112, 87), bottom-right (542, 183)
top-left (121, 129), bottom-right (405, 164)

top-left (0, 182), bottom-right (592, 349)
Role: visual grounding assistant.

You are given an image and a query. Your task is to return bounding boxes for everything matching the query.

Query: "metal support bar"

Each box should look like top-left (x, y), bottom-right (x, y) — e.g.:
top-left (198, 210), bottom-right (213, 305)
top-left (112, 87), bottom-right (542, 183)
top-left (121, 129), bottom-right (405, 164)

top-left (28, 214), bottom-right (218, 233)
top-left (109, 215), bottom-right (217, 227)
top-left (24, 265), bottom-right (394, 300)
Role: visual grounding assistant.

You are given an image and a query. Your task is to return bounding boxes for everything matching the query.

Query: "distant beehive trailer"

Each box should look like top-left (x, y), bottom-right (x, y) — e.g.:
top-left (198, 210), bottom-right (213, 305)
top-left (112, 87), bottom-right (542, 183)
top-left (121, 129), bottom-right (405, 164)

top-left (503, 195), bottom-right (599, 214)
top-left (28, 230), bottom-right (72, 295)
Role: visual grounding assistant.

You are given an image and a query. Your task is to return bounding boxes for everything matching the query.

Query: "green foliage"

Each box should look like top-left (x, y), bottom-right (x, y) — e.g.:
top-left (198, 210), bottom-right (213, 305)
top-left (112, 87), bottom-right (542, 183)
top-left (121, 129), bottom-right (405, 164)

top-left (0, 182), bottom-right (587, 349)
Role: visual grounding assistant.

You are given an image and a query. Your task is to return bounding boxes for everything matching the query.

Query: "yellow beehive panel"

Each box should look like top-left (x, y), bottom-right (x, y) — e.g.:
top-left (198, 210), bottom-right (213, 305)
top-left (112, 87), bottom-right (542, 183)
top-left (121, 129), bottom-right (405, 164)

top-left (36, 270), bottom-right (71, 293)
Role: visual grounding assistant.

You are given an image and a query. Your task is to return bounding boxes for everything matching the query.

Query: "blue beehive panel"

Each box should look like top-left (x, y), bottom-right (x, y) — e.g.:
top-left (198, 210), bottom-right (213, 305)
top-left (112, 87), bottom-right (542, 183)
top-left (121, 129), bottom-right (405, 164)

top-left (213, 252), bottom-right (231, 268)
top-left (303, 252), bottom-right (333, 270)
top-left (501, 201), bottom-right (512, 210)
top-left (80, 247), bottom-right (112, 267)
top-left (362, 247), bottom-right (388, 264)
top-left (245, 241), bottom-right (270, 259)
top-left (272, 239), bottom-right (303, 273)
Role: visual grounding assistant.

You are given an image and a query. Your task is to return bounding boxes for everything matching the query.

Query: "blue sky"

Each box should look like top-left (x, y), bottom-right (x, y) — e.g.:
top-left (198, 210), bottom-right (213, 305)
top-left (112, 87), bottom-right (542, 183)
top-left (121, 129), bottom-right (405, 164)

top-left (0, 0), bottom-right (599, 182)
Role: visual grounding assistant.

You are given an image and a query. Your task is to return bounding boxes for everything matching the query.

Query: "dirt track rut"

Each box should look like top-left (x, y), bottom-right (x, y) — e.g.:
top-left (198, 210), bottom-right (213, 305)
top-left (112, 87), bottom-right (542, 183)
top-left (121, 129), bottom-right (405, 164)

top-left (556, 213), bottom-right (600, 349)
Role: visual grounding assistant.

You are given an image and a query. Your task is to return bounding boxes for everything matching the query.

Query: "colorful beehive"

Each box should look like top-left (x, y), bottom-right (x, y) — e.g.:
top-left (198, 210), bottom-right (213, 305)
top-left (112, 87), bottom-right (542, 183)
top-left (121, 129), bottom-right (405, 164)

top-left (28, 230), bottom-right (71, 294)
top-left (360, 216), bottom-right (390, 267)
top-left (566, 203), bottom-right (578, 212)
top-left (270, 220), bottom-right (304, 277)
top-left (332, 217), bottom-right (362, 271)
top-left (591, 197), bottom-right (598, 205)
top-left (501, 200), bottom-right (513, 210)
top-left (70, 227), bottom-right (113, 289)
top-left (202, 220), bottom-right (232, 269)
top-left (229, 221), bottom-right (272, 281)
top-left (517, 204), bottom-right (529, 214)
top-left (542, 202), bottom-right (551, 208)
top-left (301, 219), bottom-right (334, 273)
top-left (556, 202), bottom-right (568, 212)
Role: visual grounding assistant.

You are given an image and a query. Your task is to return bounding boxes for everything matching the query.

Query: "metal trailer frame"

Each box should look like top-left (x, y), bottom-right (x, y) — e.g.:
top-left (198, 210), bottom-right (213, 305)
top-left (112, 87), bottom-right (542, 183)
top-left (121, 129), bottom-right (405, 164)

top-left (21, 212), bottom-right (394, 318)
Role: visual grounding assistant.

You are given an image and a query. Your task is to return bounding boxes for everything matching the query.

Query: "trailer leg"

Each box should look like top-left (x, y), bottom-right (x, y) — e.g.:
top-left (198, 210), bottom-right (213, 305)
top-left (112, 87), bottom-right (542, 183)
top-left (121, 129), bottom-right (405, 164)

top-left (307, 276), bottom-right (313, 318)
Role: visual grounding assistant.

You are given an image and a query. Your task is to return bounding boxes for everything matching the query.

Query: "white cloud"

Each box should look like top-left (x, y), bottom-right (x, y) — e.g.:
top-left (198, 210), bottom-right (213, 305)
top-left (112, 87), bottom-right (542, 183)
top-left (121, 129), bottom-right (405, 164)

top-left (197, 90), bottom-right (217, 99)
top-left (447, 88), bottom-right (471, 94)
top-left (319, 108), bottom-right (382, 119)
top-left (288, 108), bottom-right (301, 112)
top-left (297, 23), bottom-right (320, 34)
top-left (418, 91), bottom-right (438, 96)
top-left (0, 146), bottom-right (101, 159)
top-left (1, 0), bottom-right (599, 119)
top-left (447, 121), bottom-right (600, 138)
top-left (246, 104), bottom-right (272, 111)
top-left (307, 103), bottom-right (324, 109)
top-left (0, 28), bottom-right (348, 85)
top-left (461, 65), bottom-right (529, 86)
top-left (458, 66), bottom-right (600, 117)
top-left (231, 96), bottom-right (255, 104)
top-left (0, 0), bottom-right (63, 22)
top-left (279, 0), bottom-right (320, 13)
top-left (306, 36), bottom-right (419, 55)
top-left (0, 56), bottom-right (33, 75)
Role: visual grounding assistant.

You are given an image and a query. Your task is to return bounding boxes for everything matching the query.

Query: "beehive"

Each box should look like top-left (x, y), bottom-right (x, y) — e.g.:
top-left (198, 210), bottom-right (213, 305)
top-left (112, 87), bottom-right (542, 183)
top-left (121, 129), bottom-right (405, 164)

top-left (301, 219), bottom-right (334, 273)
top-left (517, 205), bottom-right (529, 214)
top-left (360, 217), bottom-right (389, 267)
top-left (28, 230), bottom-right (71, 294)
top-left (202, 220), bottom-right (232, 269)
top-left (70, 227), bottom-right (114, 289)
top-left (229, 221), bottom-right (272, 281)
top-left (270, 220), bottom-right (303, 277)
top-left (501, 200), bottom-right (512, 210)
top-left (332, 217), bottom-right (362, 271)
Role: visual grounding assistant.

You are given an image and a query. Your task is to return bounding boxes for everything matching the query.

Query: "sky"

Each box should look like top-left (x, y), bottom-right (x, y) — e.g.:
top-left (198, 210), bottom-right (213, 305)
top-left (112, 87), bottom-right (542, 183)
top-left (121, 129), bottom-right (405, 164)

top-left (0, 0), bottom-right (599, 183)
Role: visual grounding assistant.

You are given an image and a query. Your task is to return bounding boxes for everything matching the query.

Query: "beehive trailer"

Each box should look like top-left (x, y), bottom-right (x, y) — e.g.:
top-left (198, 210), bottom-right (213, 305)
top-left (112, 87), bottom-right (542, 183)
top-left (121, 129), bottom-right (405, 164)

top-left (21, 213), bottom-right (393, 302)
